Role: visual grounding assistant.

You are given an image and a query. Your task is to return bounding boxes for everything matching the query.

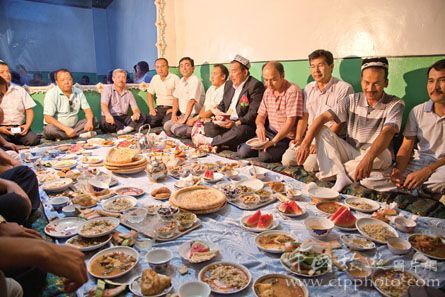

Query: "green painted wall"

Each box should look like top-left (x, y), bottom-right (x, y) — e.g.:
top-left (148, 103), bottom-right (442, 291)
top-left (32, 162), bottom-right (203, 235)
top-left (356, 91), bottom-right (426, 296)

top-left (29, 55), bottom-right (444, 133)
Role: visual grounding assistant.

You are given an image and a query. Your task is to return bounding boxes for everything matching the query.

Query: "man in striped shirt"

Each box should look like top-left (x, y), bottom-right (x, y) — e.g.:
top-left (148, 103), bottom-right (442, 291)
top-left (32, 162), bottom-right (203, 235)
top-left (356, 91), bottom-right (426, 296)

top-left (237, 61), bottom-right (304, 162)
top-left (296, 57), bottom-right (405, 192)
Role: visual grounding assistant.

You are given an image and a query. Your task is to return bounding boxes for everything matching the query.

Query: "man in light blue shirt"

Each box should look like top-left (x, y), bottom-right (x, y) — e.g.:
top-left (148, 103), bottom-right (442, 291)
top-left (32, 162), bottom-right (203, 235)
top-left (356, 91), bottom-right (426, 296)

top-left (43, 69), bottom-right (96, 140)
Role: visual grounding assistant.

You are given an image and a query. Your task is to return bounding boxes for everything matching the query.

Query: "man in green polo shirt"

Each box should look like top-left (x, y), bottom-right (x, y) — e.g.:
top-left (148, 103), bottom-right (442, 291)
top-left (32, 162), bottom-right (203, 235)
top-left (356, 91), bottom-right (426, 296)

top-left (43, 69), bottom-right (96, 140)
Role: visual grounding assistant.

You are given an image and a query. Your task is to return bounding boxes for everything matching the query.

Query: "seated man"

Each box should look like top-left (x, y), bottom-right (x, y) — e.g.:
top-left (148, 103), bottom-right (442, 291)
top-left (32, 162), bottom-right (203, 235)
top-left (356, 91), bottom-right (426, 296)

top-left (147, 58), bottom-right (180, 127)
top-left (134, 61), bottom-right (153, 83)
top-left (193, 55), bottom-right (265, 150)
top-left (237, 62), bottom-right (304, 162)
top-left (296, 57), bottom-right (404, 192)
top-left (385, 59), bottom-right (445, 195)
top-left (282, 49), bottom-right (354, 169)
top-left (0, 61), bottom-right (40, 146)
top-left (43, 69), bottom-right (96, 140)
top-left (0, 77), bottom-right (40, 224)
top-left (163, 57), bottom-right (205, 138)
top-left (100, 69), bottom-right (147, 135)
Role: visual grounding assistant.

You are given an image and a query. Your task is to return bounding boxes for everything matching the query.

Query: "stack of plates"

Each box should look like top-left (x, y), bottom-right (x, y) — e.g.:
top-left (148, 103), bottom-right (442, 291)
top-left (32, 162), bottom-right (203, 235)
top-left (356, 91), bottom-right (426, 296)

top-left (104, 155), bottom-right (147, 174)
top-left (170, 186), bottom-right (227, 214)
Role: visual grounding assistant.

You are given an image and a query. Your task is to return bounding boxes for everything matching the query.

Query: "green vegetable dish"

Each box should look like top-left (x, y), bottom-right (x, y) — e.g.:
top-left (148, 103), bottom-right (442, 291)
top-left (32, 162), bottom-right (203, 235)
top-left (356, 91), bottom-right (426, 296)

top-left (280, 251), bottom-right (332, 276)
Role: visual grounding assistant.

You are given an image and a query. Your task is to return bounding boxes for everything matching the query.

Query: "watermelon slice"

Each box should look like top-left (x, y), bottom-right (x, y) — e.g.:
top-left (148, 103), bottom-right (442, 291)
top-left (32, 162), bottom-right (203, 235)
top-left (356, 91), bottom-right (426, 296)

top-left (332, 209), bottom-right (356, 228)
top-left (278, 201), bottom-right (303, 215)
top-left (204, 170), bottom-right (214, 180)
top-left (190, 241), bottom-right (210, 256)
top-left (330, 206), bottom-right (348, 222)
top-left (245, 210), bottom-right (261, 227)
top-left (289, 201), bottom-right (303, 215)
top-left (257, 214), bottom-right (273, 229)
top-left (278, 202), bottom-right (292, 213)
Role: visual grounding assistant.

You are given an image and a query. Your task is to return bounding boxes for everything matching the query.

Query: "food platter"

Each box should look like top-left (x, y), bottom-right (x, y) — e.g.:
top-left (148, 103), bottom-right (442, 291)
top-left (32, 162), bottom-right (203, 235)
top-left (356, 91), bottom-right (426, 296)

top-left (344, 197), bottom-right (380, 213)
top-left (340, 234), bottom-right (376, 251)
top-left (78, 217), bottom-right (120, 238)
top-left (199, 261), bottom-right (251, 294)
top-left (66, 234), bottom-right (112, 252)
top-left (52, 160), bottom-right (77, 170)
top-left (280, 250), bottom-right (332, 277)
top-left (254, 274), bottom-right (309, 297)
top-left (356, 218), bottom-right (399, 244)
top-left (408, 234), bottom-right (445, 260)
top-left (115, 187), bottom-right (145, 197)
top-left (371, 268), bottom-right (424, 297)
top-left (101, 195), bottom-right (138, 213)
top-left (255, 230), bottom-right (298, 254)
top-left (315, 201), bottom-right (348, 215)
top-left (88, 246), bottom-right (138, 279)
top-left (240, 213), bottom-right (279, 233)
top-left (246, 137), bottom-right (269, 148)
top-left (178, 240), bottom-right (219, 263)
top-left (236, 178), bottom-right (264, 191)
top-left (44, 217), bottom-right (86, 238)
top-left (169, 186), bottom-right (227, 214)
top-left (129, 275), bottom-right (173, 297)
top-left (42, 178), bottom-right (73, 193)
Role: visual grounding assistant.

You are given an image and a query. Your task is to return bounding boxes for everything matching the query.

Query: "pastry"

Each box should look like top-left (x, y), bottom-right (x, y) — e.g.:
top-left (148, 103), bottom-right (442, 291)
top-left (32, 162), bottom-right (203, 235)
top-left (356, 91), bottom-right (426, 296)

top-left (151, 187), bottom-right (171, 200)
top-left (105, 147), bottom-right (140, 164)
top-left (141, 269), bottom-right (171, 295)
top-left (267, 181), bottom-right (285, 193)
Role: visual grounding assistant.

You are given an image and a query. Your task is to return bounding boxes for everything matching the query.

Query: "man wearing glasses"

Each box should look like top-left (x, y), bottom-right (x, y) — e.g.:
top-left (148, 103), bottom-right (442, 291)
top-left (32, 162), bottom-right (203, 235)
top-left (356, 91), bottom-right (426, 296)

top-left (43, 69), bottom-right (96, 140)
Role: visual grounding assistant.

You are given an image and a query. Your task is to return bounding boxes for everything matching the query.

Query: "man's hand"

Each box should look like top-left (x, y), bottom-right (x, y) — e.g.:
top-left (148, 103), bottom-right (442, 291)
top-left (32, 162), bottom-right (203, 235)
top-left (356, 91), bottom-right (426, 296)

top-left (177, 115), bottom-right (187, 125)
top-left (186, 117), bottom-right (198, 126)
top-left (149, 108), bottom-right (157, 117)
top-left (0, 127), bottom-right (11, 136)
top-left (309, 144), bottom-right (317, 154)
top-left (256, 125), bottom-right (266, 142)
top-left (390, 168), bottom-right (405, 187)
top-left (20, 125), bottom-right (30, 136)
top-left (216, 120), bottom-right (234, 129)
top-left (354, 155), bottom-right (373, 181)
top-left (171, 114), bottom-right (178, 123)
top-left (64, 127), bottom-right (77, 138)
top-left (0, 222), bottom-right (42, 239)
top-left (2, 142), bottom-right (18, 153)
top-left (0, 149), bottom-right (19, 166)
top-left (403, 167), bottom-right (432, 190)
top-left (296, 142), bottom-right (310, 165)
top-left (258, 141), bottom-right (274, 152)
top-left (105, 114), bottom-right (115, 125)
top-left (40, 243), bottom-right (88, 293)
top-left (83, 121), bottom-right (94, 132)
top-left (132, 112), bottom-right (141, 122)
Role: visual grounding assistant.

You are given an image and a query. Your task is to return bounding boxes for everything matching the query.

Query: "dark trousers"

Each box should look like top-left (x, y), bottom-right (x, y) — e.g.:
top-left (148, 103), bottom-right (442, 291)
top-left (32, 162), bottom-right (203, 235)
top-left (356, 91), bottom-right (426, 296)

top-left (148, 106), bottom-right (177, 127)
top-left (100, 114), bottom-right (147, 133)
top-left (204, 122), bottom-right (256, 151)
top-left (0, 166), bottom-right (40, 224)
top-left (237, 127), bottom-right (291, 163)
top-left (0, 131), bottom-right (40, 146)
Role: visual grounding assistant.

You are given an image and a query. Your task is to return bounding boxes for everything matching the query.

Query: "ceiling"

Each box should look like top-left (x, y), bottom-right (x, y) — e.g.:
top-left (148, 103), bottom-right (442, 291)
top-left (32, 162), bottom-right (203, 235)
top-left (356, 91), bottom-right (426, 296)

top-left (25, 0), bottom-right (114, 9)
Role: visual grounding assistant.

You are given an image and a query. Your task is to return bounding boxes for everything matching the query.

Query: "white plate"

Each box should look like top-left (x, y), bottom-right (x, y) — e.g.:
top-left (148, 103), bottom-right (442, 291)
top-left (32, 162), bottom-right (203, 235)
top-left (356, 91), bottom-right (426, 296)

top-left (203, 172), bottom-right (224, 183)
top-left (371, 268), bottom-right (424, 297)
top-left (102, 195), bottom-right (138, 213)
top-left (52, 160), bottom-right (77, 170)
top-left (340, 234), bottom-right (376, 251)
top-left (240, 213), bottom-right (279, 233)
top-left (280, 252), bottom-right (332, 278)
top-left (335, 224), bottom-right (357, 232)
top-left (199, 261), bottom-right (251, 295)
top-left (253, 274), bottom-right (309, 297)
top-left (66, 234), bottom-right (112, 252)
top-left (88, 246), bottom-right (138, 279)
top-left (307, 186), bottom-right (339, 200)
top-left (129, 275), bottom-right (173, 297)
top-left (237, 178), bottom-right (264, 191)
top-left (408, 234), bottom-right (445, 261)
top-left (42, 178), bottom-right (73, 192)
top-left (246, 137), bottom-right (269, 149)
top-left (59, 153), bottom-right (77, 160)
top-left (178, 240), bottom-right (219, 263)
top-left (344, 197), bottom-right (380, 213)
top-left (356, 217), bottom-right (399, 244)
top-left (255, 230), bottom-right (298, 254)
top-left (276, 203), bottom-right (306, 218)
top-left (83, 156), bottom-right (103, 164)
top-left (44, 217), bottom-right (86, 238)
top-left (78, 217), bottom-right (120, 238)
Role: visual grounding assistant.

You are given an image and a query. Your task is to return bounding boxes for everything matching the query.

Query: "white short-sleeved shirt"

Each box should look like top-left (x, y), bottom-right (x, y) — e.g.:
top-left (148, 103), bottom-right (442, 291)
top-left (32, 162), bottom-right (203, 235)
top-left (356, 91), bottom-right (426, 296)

top-left (304, 77), bottom-right (354, 127)
top-left (147, 73), bottom-right (180, 107)
top-left (172, 75), bottom-right (205, 115)
top-left (404, 100), bottom-right (445, 159)
top-left (329, 92), bottom-right (405, 150)
top-left (0, 83), bottom-right (36, 125)
top-left (203, 83), bottom-right (225, 111)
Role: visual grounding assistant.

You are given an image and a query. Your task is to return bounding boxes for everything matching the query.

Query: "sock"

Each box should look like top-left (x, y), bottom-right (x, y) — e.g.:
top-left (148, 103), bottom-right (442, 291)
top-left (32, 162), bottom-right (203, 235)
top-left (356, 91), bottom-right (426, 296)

top-left (332, 173), bottom-right (352, 193)
top-left (79, 131), bottom-right (97, 139)
top-left (192, 133), bottom-right (212, 146)
top-left (117, 126), bottom-right (134, 135)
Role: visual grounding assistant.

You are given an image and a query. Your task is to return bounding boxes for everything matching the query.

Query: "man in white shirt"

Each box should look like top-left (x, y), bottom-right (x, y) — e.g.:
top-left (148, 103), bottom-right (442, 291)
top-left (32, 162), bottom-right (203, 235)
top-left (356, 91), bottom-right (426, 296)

top-left (147, 58), bottom-right (181, 127)
top-left (193, 55), bottom-right (265, 151)
top-left (0, 61), bottom-right (39, 146)
top-left (163, 57), bottom-right (205, 138)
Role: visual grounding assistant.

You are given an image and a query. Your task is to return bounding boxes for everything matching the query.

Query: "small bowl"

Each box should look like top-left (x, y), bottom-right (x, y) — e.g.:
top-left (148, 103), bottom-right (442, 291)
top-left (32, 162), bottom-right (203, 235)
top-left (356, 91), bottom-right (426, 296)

top-left (177, 212), bottom-right (197, 229)
top-left (48, 149), bottom-right (60, 158)
top-left (124, 207), bottom-right (148, 224)
top-left (223, 169), bottom-right (239, 179)
top-left (135, 238), bottom-right (154, 252)
top-left (287, 189), bottom-right (303, 200)
top-left (48, 196), bottom-right (70, 211)
top-left (145, 248), bottom-right (173, 271)
top-left (394, 217), bottom-right (416, 233)
top-left (30, 147), bottom-right (47, 157)
top-left (304, 217), bottom-right (334, 239)
top-left (62, 204), bottom-right (77, 217)
top-left (249, 166), bottom-right (268, 180)
top-left (387, 237), bottom-right (411, 255)
top-left (157, 206), bottom-right (179, 221)
top-left (179, 281), bottom-right (211, 297)
top-left (345, 260), bottom-right (372, 280)
top-left (156, 220), bottom-right (177, 238)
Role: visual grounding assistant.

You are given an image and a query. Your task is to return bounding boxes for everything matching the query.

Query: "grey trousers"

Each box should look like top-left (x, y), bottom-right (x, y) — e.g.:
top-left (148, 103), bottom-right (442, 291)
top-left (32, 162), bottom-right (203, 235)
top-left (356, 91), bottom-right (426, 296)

top-left (204, 122), bottom-right (256, 151)
top-left (0, 131), bottom-right (40, 146)
top-left (43, 119), bottom-right (90, 140)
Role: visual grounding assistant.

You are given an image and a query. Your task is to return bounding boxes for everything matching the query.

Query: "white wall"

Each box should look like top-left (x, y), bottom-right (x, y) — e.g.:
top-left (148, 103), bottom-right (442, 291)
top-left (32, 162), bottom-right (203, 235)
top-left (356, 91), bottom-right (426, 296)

top-left (0, 0), bottom-right (97, 72)
top-left (163, 0), bottom-right (445, 65)
top-left (106, 0), bottom-right (158, 72)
